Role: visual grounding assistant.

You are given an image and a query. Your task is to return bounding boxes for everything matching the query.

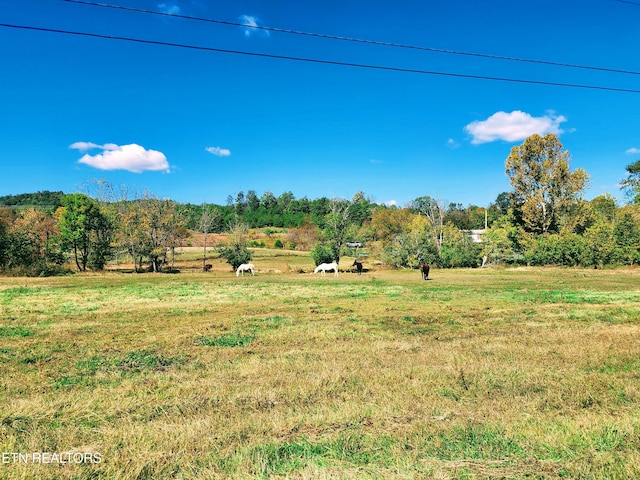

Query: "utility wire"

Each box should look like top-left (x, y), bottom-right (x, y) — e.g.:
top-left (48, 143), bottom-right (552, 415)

top-left (62, 0), bottom-right (640, 77)
top-left (2, 22), bottom-right (639, 93)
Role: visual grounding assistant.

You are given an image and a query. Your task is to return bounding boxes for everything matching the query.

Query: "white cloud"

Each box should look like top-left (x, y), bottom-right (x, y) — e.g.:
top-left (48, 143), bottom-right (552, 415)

top-left (70, 142), bottom-right (169, 173)
top-left (464, 110), bottom-right (567, 144)
top-left (205, 146), bottom-right (231, 157)
top-left (447, 138), bottom-right (460, 149)
top-left (70, 141), bottom-right (101, 151)
top-left (239, 15), bottom-right (269, 37)
top-left (626, 148), bottom-right (640, 155)
top-left (384, 200), bottom-right (397, 207)
top-left (158, 3), bottom-right (181, 15)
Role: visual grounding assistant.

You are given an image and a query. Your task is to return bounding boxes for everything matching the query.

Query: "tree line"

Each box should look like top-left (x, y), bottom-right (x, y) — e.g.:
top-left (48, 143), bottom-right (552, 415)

top-left (1, 134), bottom-right (640, 275)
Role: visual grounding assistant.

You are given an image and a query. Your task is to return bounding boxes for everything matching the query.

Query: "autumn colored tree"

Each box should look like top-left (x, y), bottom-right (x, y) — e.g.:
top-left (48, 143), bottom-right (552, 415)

top-left (0, 209), bottom-right (15, 268)
top-left (140, 198), bottom-right (182, 272)
top-left (13, 208), bottom-right (60, 264)
top-left (370, 208), bottom-right (414, 245)
top-left (506, 133), bottom-right (589, 235)
top-left (286, 215), bottom-right (321, 250)
top-left (409, 196), bottom-right (446, 250)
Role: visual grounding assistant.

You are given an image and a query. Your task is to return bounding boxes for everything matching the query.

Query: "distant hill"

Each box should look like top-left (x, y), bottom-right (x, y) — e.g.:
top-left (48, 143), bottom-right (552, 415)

top-left (0, 191), bottom-right (65, 209)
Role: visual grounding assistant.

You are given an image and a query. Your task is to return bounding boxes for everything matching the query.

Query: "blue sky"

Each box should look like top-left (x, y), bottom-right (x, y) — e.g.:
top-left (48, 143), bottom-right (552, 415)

top-left (1, 0), bottom-right (638, 207)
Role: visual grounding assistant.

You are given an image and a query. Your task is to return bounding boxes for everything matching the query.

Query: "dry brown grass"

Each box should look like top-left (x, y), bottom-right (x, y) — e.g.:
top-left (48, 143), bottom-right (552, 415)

top-left (1, 255), bottom-right (640, 478)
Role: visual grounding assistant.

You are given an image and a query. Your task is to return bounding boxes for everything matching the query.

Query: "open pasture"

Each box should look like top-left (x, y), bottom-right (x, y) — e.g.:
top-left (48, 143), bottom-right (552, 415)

top-left (1, 263), bottom-right (640, 479)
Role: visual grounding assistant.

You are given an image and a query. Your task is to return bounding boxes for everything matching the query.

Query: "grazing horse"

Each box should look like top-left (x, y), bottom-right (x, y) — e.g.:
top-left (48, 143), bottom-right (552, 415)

top-left (203, 264), bottom-right (212, 272)
top-left (314, 262), bottom-right (338, 277)
top-left (236, 263), bottom-right (255, 276)
top-left (352, 259), bottom-right (363, 275)
top-left (420, 263), bottom-right (430, 280)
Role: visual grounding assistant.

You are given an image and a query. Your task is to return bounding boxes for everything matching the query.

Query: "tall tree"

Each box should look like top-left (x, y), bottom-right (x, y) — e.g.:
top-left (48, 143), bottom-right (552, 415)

top-left (382, 215), bottom-right (439, 268)
top-left (217, 216), bottom-right (252, 270)
top-left (199, 204), bottom-right (219, 271)
top-left (410, 196), bottom-right (446, 250)
top-left (620, 159), bottom-right (640, 205)
top-left (505, 133), bottom-right (589, 235)
top-left (57, 193), bottom-right (112, 271)
top-left (142, 198), bottom-right (180, 273)
top-left (13, 208), bottom-right (59, 264)
top-left (0, 210), bottom-right (11, 268)
top-left (245, 190), bottom-right (260, 213)
top-left (323, 197), bottom-right (357, 263)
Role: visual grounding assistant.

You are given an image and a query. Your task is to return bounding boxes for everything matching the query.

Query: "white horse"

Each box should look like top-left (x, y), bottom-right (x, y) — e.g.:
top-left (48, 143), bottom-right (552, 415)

top-left (314, 262), bottom-right (338, 277)
top-left (236, 263), bottom-right (255, 276)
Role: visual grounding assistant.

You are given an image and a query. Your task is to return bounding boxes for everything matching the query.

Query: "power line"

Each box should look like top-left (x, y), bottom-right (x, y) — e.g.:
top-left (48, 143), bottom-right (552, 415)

top-left (2, 22), bottom-right (639, 93)
top-left (62, 0), bottom-right (640, 77)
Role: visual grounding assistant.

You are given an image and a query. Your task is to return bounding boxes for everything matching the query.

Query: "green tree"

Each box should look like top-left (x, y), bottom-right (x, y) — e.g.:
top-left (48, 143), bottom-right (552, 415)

top-left (322, 197), bottom-right (357, 263)
top-left (582, 220), bottom-right (616, 268)
top-left (620, 159), bottom-right (640, 205)
top-left (613, 209), bottom-right (640, 264)
top-left (217, 216), bottom-right (253, 270)
top-left (57, 193), bottom-right (112, 271)
top-left (245, 190), bottom-right (260, 212)
top-left (506, 133), bottom-right (589, 235)
top-left (481, 217), bottom-right (519, 266)
top-left (439, 223), bottom-right (481, 268)
top-left (493, 192), bottom-right (512, 217)
top-left (382, 216), bottom-right (439, 268)
top-left (590, 194), bottom-right (617, 223)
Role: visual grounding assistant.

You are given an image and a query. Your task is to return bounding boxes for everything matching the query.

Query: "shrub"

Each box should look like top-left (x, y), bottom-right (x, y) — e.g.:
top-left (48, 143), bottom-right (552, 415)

top-left (525, 233), bottom-right (584, 267)
top-left (311, 243), bottom-right (335, 266)
top-left (217, 243), bottom-right (253, 270)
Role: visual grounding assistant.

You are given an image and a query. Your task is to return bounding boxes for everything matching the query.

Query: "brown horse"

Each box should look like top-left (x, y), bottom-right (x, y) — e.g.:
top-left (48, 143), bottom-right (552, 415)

top-left (420, 263), bottom-right (430, 280)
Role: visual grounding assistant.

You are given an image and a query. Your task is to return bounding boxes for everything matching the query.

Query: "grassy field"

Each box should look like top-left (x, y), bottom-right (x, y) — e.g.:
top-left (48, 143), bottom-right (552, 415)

top-left (1, 250), bottom-right (640, 479)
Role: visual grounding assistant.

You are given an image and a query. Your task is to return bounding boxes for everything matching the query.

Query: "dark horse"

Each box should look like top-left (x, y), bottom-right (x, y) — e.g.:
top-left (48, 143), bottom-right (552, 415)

top-left (420, 263), bottom-right (430, 280)
top-left (352, 259), bottom-right (363, 275)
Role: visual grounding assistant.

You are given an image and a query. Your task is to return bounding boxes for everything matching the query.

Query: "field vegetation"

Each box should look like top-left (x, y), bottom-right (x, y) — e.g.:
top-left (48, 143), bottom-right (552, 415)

top-left (2, 134), bottom-right (640, 477)
top-left (2, 248), bottom-right (640, 479)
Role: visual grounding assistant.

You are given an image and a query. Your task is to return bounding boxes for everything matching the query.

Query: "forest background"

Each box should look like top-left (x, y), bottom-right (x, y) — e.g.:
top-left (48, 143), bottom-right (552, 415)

top-left (2, 134), bottom-right (640, 276)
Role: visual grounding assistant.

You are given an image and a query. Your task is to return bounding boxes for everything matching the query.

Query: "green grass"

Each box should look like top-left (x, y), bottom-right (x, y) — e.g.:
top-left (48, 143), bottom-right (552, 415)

top-left (195, 333), bottom-right (255, 347)
top-left (1, 263), bottom-right (640, 478)
top-left (0, 325), bottom-right (34, 337)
